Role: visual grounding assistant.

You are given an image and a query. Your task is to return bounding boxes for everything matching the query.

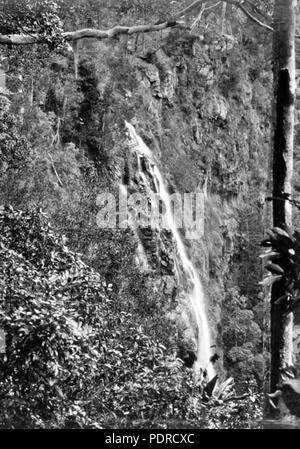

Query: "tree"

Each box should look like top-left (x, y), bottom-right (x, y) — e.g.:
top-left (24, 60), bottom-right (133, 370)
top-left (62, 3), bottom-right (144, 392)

top-left (269, 0), bottom-right (297, 412)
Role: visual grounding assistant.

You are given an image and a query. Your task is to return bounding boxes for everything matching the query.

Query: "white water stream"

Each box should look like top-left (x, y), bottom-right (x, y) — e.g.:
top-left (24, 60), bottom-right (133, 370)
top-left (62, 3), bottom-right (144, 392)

top-left (125, 122), bottom-right (215, 379)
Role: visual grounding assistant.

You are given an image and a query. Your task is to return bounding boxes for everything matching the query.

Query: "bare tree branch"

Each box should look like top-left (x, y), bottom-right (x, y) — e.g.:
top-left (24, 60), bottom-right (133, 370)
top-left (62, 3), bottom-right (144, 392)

top-left (0, 0), bottom-right (290, 46)
top-left (238, 3), bottom-right (273, 32)
top-left (191, 1), bottom-right (222, 32)
top-left (172, 0), bottom-right (210, 20)
top-left (243, 0), bottom-right (271, 21)
top-left (172, 0), bottom-right (274, 32)
top-left (221, 2), bottom-right (227, 34)
top-left (190, 2), bottom-right (207, 32)
top-left (204, 2), bottom-right (223, 13)
top-left (0, 21), bottom-right (183, 45)
top-left (48, 154), bottom-right (63, 188)
top-left (170, 0), bottom-right (244, 19)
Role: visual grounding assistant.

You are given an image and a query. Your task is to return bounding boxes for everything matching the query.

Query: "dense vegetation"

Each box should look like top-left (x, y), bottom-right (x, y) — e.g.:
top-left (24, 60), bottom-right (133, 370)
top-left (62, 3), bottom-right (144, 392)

top-left (0, 206), bottom-right (263, 428)
top-left (0, 0), bottom-right (294, 428)
top-left (0, 206), bottom-right (195, 428)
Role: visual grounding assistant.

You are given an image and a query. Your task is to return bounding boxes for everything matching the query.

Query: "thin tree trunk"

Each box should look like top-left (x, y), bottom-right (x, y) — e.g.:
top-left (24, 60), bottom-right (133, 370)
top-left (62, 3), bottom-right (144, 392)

top-left (134, 34), bottom-right (139, 52)
top-left (270, 0), bottom-right (296, 399)
top-left (221, 2), bottom-right (227, 34)
top-left (29, 77), bottom-right (34, 106)
top-left (72, 41), bottom-right (79, 80)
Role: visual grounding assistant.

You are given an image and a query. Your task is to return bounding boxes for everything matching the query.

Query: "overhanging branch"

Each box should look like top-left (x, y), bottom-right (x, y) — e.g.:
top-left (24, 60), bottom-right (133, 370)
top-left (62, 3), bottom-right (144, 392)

top-left (243, 0), bottom-right (271, 21)
top-left (171, 0), bottom-right (274, 34)
top-left (64, 21), bottom-right (182, 42)
top-left (0, 0), bottom-right (297, 46)
top-left (190, 2), bottom-right (222, 32)
top-left (0, 20), bottom-right (183, 45)
top-left (238, 3), bottom-right (273, 32)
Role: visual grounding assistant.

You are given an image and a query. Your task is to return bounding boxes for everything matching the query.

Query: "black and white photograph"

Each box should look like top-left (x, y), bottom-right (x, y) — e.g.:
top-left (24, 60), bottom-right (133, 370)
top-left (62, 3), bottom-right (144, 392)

top-left (0, 0), bottom-right (299, 435)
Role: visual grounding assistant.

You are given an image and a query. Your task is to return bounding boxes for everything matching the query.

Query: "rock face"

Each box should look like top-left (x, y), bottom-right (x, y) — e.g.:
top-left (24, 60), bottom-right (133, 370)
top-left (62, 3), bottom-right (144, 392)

top-left (14, 26), bottom-right (272, 384)
top-left (199, 92), bottom-right (229, 121)
top-left (150, 49), bottom-right (177, 102)
top-left (116, 28), bottom-right (272, 381)
top-left (124, 124), bottom-right (215, 370)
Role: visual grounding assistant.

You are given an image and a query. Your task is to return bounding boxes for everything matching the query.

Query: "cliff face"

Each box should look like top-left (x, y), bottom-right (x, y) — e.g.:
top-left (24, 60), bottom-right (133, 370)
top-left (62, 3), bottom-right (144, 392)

top-left (0, 19), bottom-right (273, 389)
top-left (90, 28), bottom-right (272, 385)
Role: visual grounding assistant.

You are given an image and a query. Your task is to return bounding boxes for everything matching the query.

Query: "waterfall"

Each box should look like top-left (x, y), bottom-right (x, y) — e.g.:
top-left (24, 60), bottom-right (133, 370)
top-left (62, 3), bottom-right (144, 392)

top-left (125, 122), bottom-right (215, 380)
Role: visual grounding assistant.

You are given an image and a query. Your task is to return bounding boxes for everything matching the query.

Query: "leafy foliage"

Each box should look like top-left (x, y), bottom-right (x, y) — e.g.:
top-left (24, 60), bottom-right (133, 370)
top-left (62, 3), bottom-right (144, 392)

top-left (0, 206), bottom-right (108, 427)
top-left (260, 226), bottom-right (300, 313)
top-left (0, 0), bottom-right (64, 49)
top-left (0, 99), bottom-right (33, 172)
top-left (222, 288), bottom-right (263, 389)
top-left (0, 207), bottom-right (208, 428)
top-left (57, 0), bottom-right (181, 30)
top-left (207, 380), bottom-right (263, 429)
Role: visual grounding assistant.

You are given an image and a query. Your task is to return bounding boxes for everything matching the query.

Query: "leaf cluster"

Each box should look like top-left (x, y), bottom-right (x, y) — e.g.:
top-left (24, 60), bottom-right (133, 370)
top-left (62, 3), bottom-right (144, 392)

top-left (261, 226), bottom-right (300, 314)
top-left (0, 0), bottom-right (64, 49)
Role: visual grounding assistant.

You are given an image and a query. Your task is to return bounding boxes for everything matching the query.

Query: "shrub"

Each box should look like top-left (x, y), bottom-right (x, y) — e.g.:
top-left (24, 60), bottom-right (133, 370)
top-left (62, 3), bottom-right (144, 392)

top-left (0, 206), bottom-right (203, 428)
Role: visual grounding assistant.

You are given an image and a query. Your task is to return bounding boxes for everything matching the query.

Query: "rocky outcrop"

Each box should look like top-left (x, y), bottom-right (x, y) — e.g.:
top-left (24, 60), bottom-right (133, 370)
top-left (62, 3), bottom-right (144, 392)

top-left (123, 29), bottom-right (271, 381)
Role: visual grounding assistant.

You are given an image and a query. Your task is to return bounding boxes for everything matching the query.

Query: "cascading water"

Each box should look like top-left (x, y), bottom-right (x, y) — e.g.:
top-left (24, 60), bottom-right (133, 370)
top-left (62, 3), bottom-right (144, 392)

top-left (125, 122), bottom-right (215, 379)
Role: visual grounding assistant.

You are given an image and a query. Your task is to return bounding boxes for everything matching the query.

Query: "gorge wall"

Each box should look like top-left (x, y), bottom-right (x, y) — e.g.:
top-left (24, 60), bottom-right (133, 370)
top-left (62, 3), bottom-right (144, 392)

top-left (0, 11), bottom-right (273, 391)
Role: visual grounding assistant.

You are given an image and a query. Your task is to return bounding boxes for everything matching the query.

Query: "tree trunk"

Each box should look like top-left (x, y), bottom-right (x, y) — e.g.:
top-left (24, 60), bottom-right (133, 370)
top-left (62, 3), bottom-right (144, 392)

top-left (270, 0), bottom-right (296, 399)
top-left (221, 2), bottom-right (227, 34)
